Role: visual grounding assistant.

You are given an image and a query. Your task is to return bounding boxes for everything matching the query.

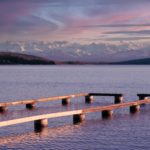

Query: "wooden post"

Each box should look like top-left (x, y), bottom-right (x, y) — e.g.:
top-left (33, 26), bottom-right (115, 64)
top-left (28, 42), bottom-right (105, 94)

top-left (114, 95), bottom-right (123, 104)
top-left (62, 98), bottom-right (71, 105)
top-left (73, 114), bottom-right (85, 124)
top-left (34, 119), bottom-right (48, 131)
top-left (101, 110), bottom-right (113, 119)
top-left (138, 95), bottom-right (148, 106)
top-left (0, 106), bottom-right (7, 113)
top-left (130, 105), bottom-right (140, 113)
top-left (26, 103), bottom-right (35, 109)
top-left (85, 95), bottom-right (94, 104)
top-left (138, 96), bottom-right (148, 100)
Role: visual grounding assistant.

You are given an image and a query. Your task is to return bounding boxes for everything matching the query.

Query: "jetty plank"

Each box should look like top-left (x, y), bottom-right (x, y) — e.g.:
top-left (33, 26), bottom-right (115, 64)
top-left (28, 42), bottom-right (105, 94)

top-left (0, 93), bottom-right (89, 107)
top-left (83, 99), bottom-right (150, 113)
top-left (0, 99), bottom-right (150, 128)
top-left (137, 94), bottom-right (150, 97)
top-left (0, 92), bottom-right (123, 108)
top-left (88, 93), bottom-right (123, 104)
top-left (89, 93), bottom-right (123, 96)
top-left (0, 110), bottom-right (82, 127)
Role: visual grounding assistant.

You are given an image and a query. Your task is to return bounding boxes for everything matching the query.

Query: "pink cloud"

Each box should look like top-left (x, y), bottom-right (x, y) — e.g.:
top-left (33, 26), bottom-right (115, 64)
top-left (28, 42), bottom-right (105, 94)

top-left (0, 1), bottom-right (38, 32)
top-left (0, 0), bottom-right (150, 42)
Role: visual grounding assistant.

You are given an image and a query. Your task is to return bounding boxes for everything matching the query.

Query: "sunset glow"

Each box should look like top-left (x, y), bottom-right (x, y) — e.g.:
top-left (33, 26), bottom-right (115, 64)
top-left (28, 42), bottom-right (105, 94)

top-left (0, 0), bottom-right (150, 43)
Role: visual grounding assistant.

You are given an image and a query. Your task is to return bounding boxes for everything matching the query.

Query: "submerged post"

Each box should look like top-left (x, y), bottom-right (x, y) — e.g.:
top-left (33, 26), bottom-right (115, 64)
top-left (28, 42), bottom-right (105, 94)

top-left (73, 114), bottom-right (85, 124)
top-left (62, 98), bottom-right (71, 105)
top-left (101, 110), bottom-right (113, 119)
top-left (85, 95), bottom-right (94, 104)
top-left (34, 119), bottom-right (48, 130)
top-left (130, 105), bottom-right (140, 113)
top-left (137, 94), bottom-right (148, 106)
top-left (0, 106), bottom-right (7, 113)
top-left (114, 95), bottom-right (123, 104)
top-left (137, 94), bottom-right (149, 100)
top-left (26, 103), bottom-right (35, 109)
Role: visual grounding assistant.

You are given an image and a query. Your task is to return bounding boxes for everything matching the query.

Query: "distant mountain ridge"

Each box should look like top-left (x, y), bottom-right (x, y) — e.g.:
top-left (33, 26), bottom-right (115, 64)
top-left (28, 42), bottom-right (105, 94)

top-left (0, 52), bottom-right (150, 65)
top-left (0, 52), bottom-right (55, 65)
top-left (0, 41), bottom-right (150, 63)
top-left (113, 58), bottom-right (150, 65)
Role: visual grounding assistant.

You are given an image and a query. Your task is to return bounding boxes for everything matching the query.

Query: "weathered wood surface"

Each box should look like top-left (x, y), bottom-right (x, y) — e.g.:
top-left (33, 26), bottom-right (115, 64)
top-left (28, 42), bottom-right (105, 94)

top-left (0, 110), bottom-right (82, 127)
top-left (89, 93), bottom-right (123, 96)
top-left (0, 99), bottom-right (149, 128)
top-left (83, 99), bottom-right (150, 113)
top-left (137, 93), bottom-right (150, 97)
top-left (0, 92), bottom-right (123, 107)
top-left (0, 93), bottom-right (89, 107)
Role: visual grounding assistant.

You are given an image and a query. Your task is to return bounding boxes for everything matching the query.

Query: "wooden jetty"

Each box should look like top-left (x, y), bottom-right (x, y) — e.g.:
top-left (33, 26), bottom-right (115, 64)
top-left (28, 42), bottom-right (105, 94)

top-left (0, 99), bottom-right (149, 131)
top-left (0, 93), bottom-right (123, 112)
top-left (87, 93), bottom-right (123, 104)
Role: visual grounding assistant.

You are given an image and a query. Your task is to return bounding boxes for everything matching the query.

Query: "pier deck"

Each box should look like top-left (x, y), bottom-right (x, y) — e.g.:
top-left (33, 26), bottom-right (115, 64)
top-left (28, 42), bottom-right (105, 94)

top-left (0, 99), bottom-right (149, 129)
top-left (0, 92), bottom-right (123, 111)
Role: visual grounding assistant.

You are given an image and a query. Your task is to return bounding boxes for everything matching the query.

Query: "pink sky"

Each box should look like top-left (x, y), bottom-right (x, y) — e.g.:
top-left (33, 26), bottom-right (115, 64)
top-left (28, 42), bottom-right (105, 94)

top-left (0, 0), bottom-right (150, 43)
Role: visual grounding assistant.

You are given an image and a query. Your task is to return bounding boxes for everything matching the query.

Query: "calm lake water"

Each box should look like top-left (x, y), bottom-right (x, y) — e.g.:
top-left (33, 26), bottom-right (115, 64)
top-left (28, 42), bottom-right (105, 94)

top-left (0, 65), bottom-right (150, 150)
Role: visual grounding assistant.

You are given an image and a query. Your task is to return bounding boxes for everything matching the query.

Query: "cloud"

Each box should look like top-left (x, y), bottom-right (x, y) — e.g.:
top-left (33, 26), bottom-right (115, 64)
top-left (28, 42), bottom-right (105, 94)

top-left (103, 37), bottom-right (150, 41)
top-left (105, 30), bottom-right (150, 35)
top-left (0, 0), bottom-right (150, 42)
top-left (81, 24), bottom-right (150, 28)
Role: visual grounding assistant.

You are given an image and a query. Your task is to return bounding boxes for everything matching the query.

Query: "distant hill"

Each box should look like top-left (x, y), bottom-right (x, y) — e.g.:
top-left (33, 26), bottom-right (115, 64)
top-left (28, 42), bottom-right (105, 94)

top-left (113, 58), bottom-right (150, 65)
top-left (0, 52), bottom-right (55, 65)
top-left (1, 52), bottom-right (150, 65)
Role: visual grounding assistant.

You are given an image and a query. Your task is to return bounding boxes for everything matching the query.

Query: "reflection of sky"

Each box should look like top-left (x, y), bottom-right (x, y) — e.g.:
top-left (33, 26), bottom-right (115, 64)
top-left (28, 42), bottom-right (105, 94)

top-left (0, 0), bottom-right (150, 43)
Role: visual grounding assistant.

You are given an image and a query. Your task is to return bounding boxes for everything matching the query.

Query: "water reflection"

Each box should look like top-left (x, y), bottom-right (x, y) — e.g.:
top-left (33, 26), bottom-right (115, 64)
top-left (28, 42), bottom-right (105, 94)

top-left (0, 110), bottom-right (135, 145)
top-left (0, 66), bottom-right (150, 149)
top-left (0, 124), bottom-right (77, 146)
top-left (0, 107), bottom-right (149, 149)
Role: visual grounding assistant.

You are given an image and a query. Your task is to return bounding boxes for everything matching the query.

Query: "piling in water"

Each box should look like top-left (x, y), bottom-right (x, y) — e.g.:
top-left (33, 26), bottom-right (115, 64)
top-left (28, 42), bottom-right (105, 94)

top-left (85, 95), bottom-right (94, 104)
top-left (0, 106), bottom-right (7, 113)
top-left (62, 98), bottom-right (71, 105)
top-left (114, 95), bottom-right (123, 104)
top-left (73, 114), bottom-right (85, 124)
top-left (34, 119), bottom-right (48, 131)
top-left (101, 110), bottom-right (113, 119)
top-left (26, 103), bottom-right (35, 109)
top-left (130, 105), bottom-right (140, 113)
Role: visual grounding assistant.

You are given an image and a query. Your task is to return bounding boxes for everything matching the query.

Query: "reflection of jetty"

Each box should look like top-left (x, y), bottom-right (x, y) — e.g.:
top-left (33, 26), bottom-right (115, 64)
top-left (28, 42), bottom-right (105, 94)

top-left (0, 93), bottom-right (149, 131)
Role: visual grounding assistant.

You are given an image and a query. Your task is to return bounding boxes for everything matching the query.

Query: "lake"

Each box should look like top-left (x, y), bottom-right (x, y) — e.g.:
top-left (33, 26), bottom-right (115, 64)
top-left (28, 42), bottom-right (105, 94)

top-left (0, 65), bottom-right (150, 150)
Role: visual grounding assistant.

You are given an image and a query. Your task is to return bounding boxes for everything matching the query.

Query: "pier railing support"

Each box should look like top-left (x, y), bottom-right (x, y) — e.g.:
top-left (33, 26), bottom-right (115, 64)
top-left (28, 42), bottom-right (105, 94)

top-left (130, 105), bottom-right (140, 113)
top-left (1, 99), bottom-right (150, 130)
top-left (114, 95), bottom-right (123, 104)
top-left (139, 96), bottom-right (148, 100)
top-left (34, 119), bottom-right (48, 130)
top-left (0, 106), bottom-right (7, 113)
top-left (62, 98), bottom-right (71, 105)
top-left (85, 95), bottom-right (94, 104)
top-left (101, 110), bottom-right (113, 119)
top-left (26, 103), bottom-right (35, 109)
top-left (73, 114), bottom-right (85, 124)
top-left (137, 94), bottom-right (149, 100)
top-left (137, 94), bottom-right (149, 106)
